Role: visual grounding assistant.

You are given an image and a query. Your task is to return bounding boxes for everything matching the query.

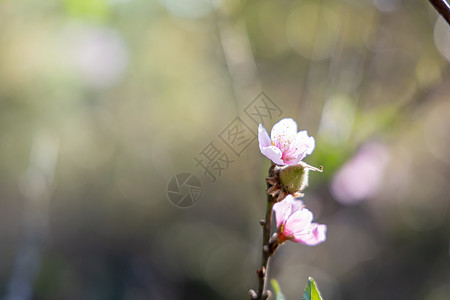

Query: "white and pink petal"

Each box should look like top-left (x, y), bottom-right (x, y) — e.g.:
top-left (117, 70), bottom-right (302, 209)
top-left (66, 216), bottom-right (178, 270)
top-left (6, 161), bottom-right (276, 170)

top-left (260, 145), bottom-right (284, 165)
top-left (293, 223), bottom-right (327, 246)
top-left (273, 195), bottom-right (303, 228)
top-left (258, 124), bottom-right (272, 148)
top-left (273, 197), bottom-right (292, 228)
top-left (283, 209), bottom-right (314, 237)
top-left (271, 118), bottom-right (298, 153)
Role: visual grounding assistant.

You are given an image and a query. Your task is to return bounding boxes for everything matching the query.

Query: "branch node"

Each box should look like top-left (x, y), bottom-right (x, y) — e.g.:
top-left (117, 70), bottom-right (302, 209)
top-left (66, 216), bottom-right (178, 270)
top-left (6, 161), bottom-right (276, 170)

top-left (257, 267), bottom-right (265, 278)
top-left (248, 289), bottom-right (257, 299)
top-left (263, 290), bottom-right (272, 299)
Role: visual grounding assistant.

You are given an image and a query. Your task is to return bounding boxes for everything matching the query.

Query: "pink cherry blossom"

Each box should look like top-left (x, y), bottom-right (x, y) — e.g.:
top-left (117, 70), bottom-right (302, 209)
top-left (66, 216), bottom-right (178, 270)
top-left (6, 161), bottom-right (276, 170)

top-left (258, 118), bottom-right (315, 166)
top-left (273, 195), bottom-right (326, 246)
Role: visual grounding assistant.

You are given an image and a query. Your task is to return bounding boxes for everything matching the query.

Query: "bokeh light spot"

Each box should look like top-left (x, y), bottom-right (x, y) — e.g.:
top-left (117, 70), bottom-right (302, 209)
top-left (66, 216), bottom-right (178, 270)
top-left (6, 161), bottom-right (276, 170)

top-left (286, 4), bottom-right (340, 60)
top-left (434, 17), bottom-right (450, 62)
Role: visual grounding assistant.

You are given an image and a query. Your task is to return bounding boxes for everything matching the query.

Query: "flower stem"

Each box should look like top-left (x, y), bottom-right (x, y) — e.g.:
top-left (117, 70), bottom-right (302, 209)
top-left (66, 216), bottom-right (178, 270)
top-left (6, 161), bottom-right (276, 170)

top-left (254, 163), bottom-right (277, 300)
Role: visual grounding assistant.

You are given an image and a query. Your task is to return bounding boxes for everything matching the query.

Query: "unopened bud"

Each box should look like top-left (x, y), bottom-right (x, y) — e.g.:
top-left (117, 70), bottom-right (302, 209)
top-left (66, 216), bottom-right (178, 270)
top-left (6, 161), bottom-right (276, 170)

top-left (279, 162), bottom-right (322, 194)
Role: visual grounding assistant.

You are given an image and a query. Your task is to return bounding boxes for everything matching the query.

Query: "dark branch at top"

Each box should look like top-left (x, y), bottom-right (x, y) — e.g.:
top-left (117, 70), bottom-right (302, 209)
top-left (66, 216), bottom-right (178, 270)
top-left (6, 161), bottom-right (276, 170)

top-left (429, 0), bottom-right (450, 25)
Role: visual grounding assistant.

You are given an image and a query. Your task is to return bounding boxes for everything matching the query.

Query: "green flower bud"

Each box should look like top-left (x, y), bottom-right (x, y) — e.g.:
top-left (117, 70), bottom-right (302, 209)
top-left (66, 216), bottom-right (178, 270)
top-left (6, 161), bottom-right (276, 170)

top-left (279, 162), bottom-right (322, 194)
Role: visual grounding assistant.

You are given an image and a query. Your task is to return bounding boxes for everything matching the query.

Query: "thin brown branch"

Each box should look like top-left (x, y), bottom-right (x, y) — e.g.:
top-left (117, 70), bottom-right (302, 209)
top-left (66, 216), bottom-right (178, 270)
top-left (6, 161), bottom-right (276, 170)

top-left (250, 163), bottom-right (277, 300)
top-left (255, 195), bottom-right (275, 300)
top-left (429, 0), bottom-right (450, 25)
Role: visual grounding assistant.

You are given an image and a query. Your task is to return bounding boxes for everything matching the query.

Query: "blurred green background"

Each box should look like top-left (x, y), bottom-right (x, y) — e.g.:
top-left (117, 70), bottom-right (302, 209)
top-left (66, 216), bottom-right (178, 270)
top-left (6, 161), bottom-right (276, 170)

top-left (1, 0), bottom-right (449, 299)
